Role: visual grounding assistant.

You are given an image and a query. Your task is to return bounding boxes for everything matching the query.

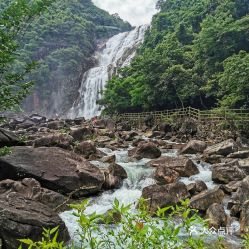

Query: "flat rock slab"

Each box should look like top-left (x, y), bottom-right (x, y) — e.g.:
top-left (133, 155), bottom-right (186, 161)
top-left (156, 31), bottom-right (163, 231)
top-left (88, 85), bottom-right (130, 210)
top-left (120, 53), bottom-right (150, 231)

top-left (0, 146), bottom-right (104, 196)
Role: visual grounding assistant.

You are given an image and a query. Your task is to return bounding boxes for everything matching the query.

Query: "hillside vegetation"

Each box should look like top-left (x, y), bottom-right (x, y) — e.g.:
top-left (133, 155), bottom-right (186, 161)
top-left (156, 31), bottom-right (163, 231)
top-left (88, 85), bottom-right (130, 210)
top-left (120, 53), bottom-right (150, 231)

top-left (1, 0), bottom-right (131, 115)
top-left (100, 0), bottom-right (249, 114)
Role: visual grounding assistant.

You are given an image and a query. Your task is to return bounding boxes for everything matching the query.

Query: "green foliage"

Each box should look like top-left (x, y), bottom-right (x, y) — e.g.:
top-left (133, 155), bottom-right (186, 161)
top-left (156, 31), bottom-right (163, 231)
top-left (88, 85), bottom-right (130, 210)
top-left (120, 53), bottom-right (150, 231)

top-left (19, 226), bottom-right (66, 249)
top-left (101, 0), bottom-right (249, 114)
top-left (242, 233), bottom-right (249, 248)
top-left (20, 198), bottom-right (249, 248)
top-left (0, 146), bottom-right (12, 157)
top-left (0, 0), bottom-right (53, 112)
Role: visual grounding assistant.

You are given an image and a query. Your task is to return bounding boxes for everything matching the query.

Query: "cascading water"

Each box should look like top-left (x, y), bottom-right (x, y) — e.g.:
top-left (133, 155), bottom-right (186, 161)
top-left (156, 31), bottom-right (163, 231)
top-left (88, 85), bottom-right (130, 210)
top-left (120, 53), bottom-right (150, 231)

top-left (68, 25), bottom-right (148, 119)
top-left (60, 146), bottom-right (241, 247)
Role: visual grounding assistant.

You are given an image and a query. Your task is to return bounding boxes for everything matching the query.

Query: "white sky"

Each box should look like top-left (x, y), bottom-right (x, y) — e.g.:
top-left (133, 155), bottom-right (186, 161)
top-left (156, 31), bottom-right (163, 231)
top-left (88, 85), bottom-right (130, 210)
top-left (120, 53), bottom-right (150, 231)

top-left (92, 0), bottom-right (158, 26)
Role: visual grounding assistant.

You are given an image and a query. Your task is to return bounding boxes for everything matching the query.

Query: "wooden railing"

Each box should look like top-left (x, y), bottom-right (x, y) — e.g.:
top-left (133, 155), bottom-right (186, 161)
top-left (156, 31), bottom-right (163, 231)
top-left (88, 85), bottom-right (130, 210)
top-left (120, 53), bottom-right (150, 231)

top-left (114, 107), bottom-right (249, 127)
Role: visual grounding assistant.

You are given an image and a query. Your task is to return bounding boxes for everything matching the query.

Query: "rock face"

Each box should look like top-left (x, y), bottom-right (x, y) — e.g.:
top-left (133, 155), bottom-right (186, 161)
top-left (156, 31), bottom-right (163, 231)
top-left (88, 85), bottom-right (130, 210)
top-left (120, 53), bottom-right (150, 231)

top-left (32, 133), bottom-right (74, 149)
top-left (154, 167), bottom-right (179, 185)
top-left (0, 178), bottom-right (69, 249)
top-left (0, 178), bottom-right (65, 209)
top-left (0, 147), bottom-right (104, 196)
top-left (69, 127), bottom-right (94, 141)
top-left (212, 160), bottom-right (246, 184)
top-left (228, 150), bottom-right (249, 159)
top-left (128, 141), bottom-right (161, 160)
top-left (149, 156), bottom-right (199, 177)
top-left (204, 139), bottom-right (238, 156)
top-left (229, 176), bottom-right (249, 217)
top-left (74, 140), bottom-right (97, 159)
top-left (103, 163), bottom-right (128, 189)
top-left (142, 182), bottom-right (190, 213)
top-left (240, 200), bottom-right (249, 233)
top-left (0, 128), bottom-right (20, 148)
top-left (190, 187), bottom-right (225, 211)
top-left (187, 180), bottom-right (208, 196)
top-left (181, 140), bottom-right (207, 154)
top-left (206, 203), bottom-right (228, 229)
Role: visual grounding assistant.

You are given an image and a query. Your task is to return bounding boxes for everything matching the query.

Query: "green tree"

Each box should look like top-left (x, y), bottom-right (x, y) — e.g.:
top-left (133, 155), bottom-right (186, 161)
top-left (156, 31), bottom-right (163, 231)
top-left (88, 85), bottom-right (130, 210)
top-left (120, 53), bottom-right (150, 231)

top-left (0, 0), bottom-right (53, 112)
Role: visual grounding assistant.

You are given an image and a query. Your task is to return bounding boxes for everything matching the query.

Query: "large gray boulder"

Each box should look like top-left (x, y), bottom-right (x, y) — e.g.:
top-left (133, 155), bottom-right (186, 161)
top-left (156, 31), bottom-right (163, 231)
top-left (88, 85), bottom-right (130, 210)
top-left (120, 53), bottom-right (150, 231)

top-left (148, 156), bottom-right (199, 177)
top-left (0, 178), bottom-right (69, 249)
top-left (0, 146), bottom-right (104, 196)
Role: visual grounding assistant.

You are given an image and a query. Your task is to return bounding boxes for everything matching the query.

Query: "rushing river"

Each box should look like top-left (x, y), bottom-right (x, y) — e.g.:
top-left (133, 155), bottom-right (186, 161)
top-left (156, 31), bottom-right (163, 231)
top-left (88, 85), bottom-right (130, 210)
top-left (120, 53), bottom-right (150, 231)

top-left (60, 145), bottom-right (242, 248)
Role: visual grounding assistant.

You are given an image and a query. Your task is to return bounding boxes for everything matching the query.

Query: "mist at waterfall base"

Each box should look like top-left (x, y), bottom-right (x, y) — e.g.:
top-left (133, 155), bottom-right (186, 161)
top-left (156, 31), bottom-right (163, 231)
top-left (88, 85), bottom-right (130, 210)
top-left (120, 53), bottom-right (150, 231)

top-left (67, 25), bottom-right (148, 120)
top-left (60, 147), bottom-right (241, 248)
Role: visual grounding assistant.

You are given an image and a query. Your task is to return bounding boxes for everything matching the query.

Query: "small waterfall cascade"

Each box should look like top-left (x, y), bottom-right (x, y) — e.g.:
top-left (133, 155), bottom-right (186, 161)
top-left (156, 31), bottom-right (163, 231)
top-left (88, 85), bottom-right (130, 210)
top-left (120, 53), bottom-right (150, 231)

top-left (68, 25), bottom-right (148, 119)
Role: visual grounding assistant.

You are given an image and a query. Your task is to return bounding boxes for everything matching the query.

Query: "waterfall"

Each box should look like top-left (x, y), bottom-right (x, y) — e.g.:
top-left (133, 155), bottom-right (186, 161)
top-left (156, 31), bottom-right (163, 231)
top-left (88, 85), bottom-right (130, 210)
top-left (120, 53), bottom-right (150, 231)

top-left (68, 25), bottom-right (148, 119)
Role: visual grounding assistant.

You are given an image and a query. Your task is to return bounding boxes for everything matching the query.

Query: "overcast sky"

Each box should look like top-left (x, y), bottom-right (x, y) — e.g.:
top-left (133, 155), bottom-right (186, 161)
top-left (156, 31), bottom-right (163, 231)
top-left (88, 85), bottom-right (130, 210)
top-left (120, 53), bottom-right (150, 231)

top-left (93, 0), bottom-right (158, 26)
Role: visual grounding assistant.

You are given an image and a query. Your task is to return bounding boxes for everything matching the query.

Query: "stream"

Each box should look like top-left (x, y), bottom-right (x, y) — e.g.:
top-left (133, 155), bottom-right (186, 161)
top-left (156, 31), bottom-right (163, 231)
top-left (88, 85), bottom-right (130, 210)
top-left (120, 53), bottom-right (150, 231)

top-left (60, 145), bottom-right (242, 248)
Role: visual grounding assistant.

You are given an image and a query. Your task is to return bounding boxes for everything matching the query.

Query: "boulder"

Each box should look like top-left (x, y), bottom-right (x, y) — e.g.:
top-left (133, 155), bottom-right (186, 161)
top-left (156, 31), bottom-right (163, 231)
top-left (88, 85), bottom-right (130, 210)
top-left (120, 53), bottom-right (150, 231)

top-left (228, 150), bottom-right (249, 159)
top-left (29, 114), bottom-right (46, 124)
top-left (16, 119), bottom-right (36, 129)
top-left (179, 118), bottom-right (198, 136)
top-left (74, 140), bottom-right (97, 159)
top-left (187, 180), bottom-right (208, 196)
top-left (103, 163), bottom-right (128, 189)
top-left (240, 200), bottom-right (249, 234)
top-left (158, 123), bottom-right (172, 133)
top-left (69, 127), bottom-right (94, 141)
top-left (220, 181), bottom-right (242, 194)
top-left (0, 147), bottom-right (104, 196)
top-left (0, 194), bottom-right (69, 249)
top-left (238, 158), bottom-right (249, 175)
top-left (141, 182), bottom-right (190, 213)
top-left (47, 120), bottom-right (65, 130)
top-left (212, 160), bottom-right (246, 184)
top-left (0, 178), bottom-right (65, 209)
top-left (0, 128), bottom-right (20, 148)
top-left (190, 187), bottom-right (225, 211)
top-left (204, 139), bottom-right (238, 156)
top-left (154, 167), bottom-right (179, 185)
top-left (181, 140), bottom-right (207, 154)
top-left (31, 133), bottom-right (74, 150)
top-left (206, 203), bottom-right (228, 229)
top-left (101, 155), bottom-right (116, 164)
top-left (0, 178), bottom-right (69, 249)
top-left (148, 156), bottom-right (199, 177)
top-left (128, 141), bottom-right (161, 160)
top-left (228, 176), bottom-right (249, 217)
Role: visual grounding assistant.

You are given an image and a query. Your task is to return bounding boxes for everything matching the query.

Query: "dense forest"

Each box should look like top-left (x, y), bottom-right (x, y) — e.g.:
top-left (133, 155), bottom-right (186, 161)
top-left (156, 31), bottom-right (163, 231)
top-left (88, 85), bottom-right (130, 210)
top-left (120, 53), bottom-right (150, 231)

top-left (100, 0), bottom-right (249, 114)
top-left (0, 0), bottom-right (131, 115)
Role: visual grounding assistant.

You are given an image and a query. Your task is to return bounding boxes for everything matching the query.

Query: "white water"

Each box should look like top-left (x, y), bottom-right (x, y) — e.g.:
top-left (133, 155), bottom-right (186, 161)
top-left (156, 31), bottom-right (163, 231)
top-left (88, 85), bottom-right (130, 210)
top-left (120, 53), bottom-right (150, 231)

top-left (60, 147), bottom-right (241, 247)
top-left (68, 26), bottom-right (148, 119)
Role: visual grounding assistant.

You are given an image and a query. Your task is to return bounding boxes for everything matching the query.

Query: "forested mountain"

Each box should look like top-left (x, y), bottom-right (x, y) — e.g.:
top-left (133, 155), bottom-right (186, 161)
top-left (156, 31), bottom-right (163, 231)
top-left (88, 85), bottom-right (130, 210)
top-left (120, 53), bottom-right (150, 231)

top-left (100, 0), bottom-right (249, 114)
top-left (1, 0), bottom-right (131, 116)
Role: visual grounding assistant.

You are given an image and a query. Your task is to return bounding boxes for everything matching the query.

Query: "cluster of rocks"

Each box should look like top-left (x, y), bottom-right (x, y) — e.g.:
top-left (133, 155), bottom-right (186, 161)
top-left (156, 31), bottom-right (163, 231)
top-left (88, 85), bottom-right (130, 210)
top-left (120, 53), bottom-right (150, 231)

top-left (141, 138), bottom-right (249, 235)
top-left (0, 113), bottom-right (248, 247)
top-left (0, 114), bottom-right (134, 248)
